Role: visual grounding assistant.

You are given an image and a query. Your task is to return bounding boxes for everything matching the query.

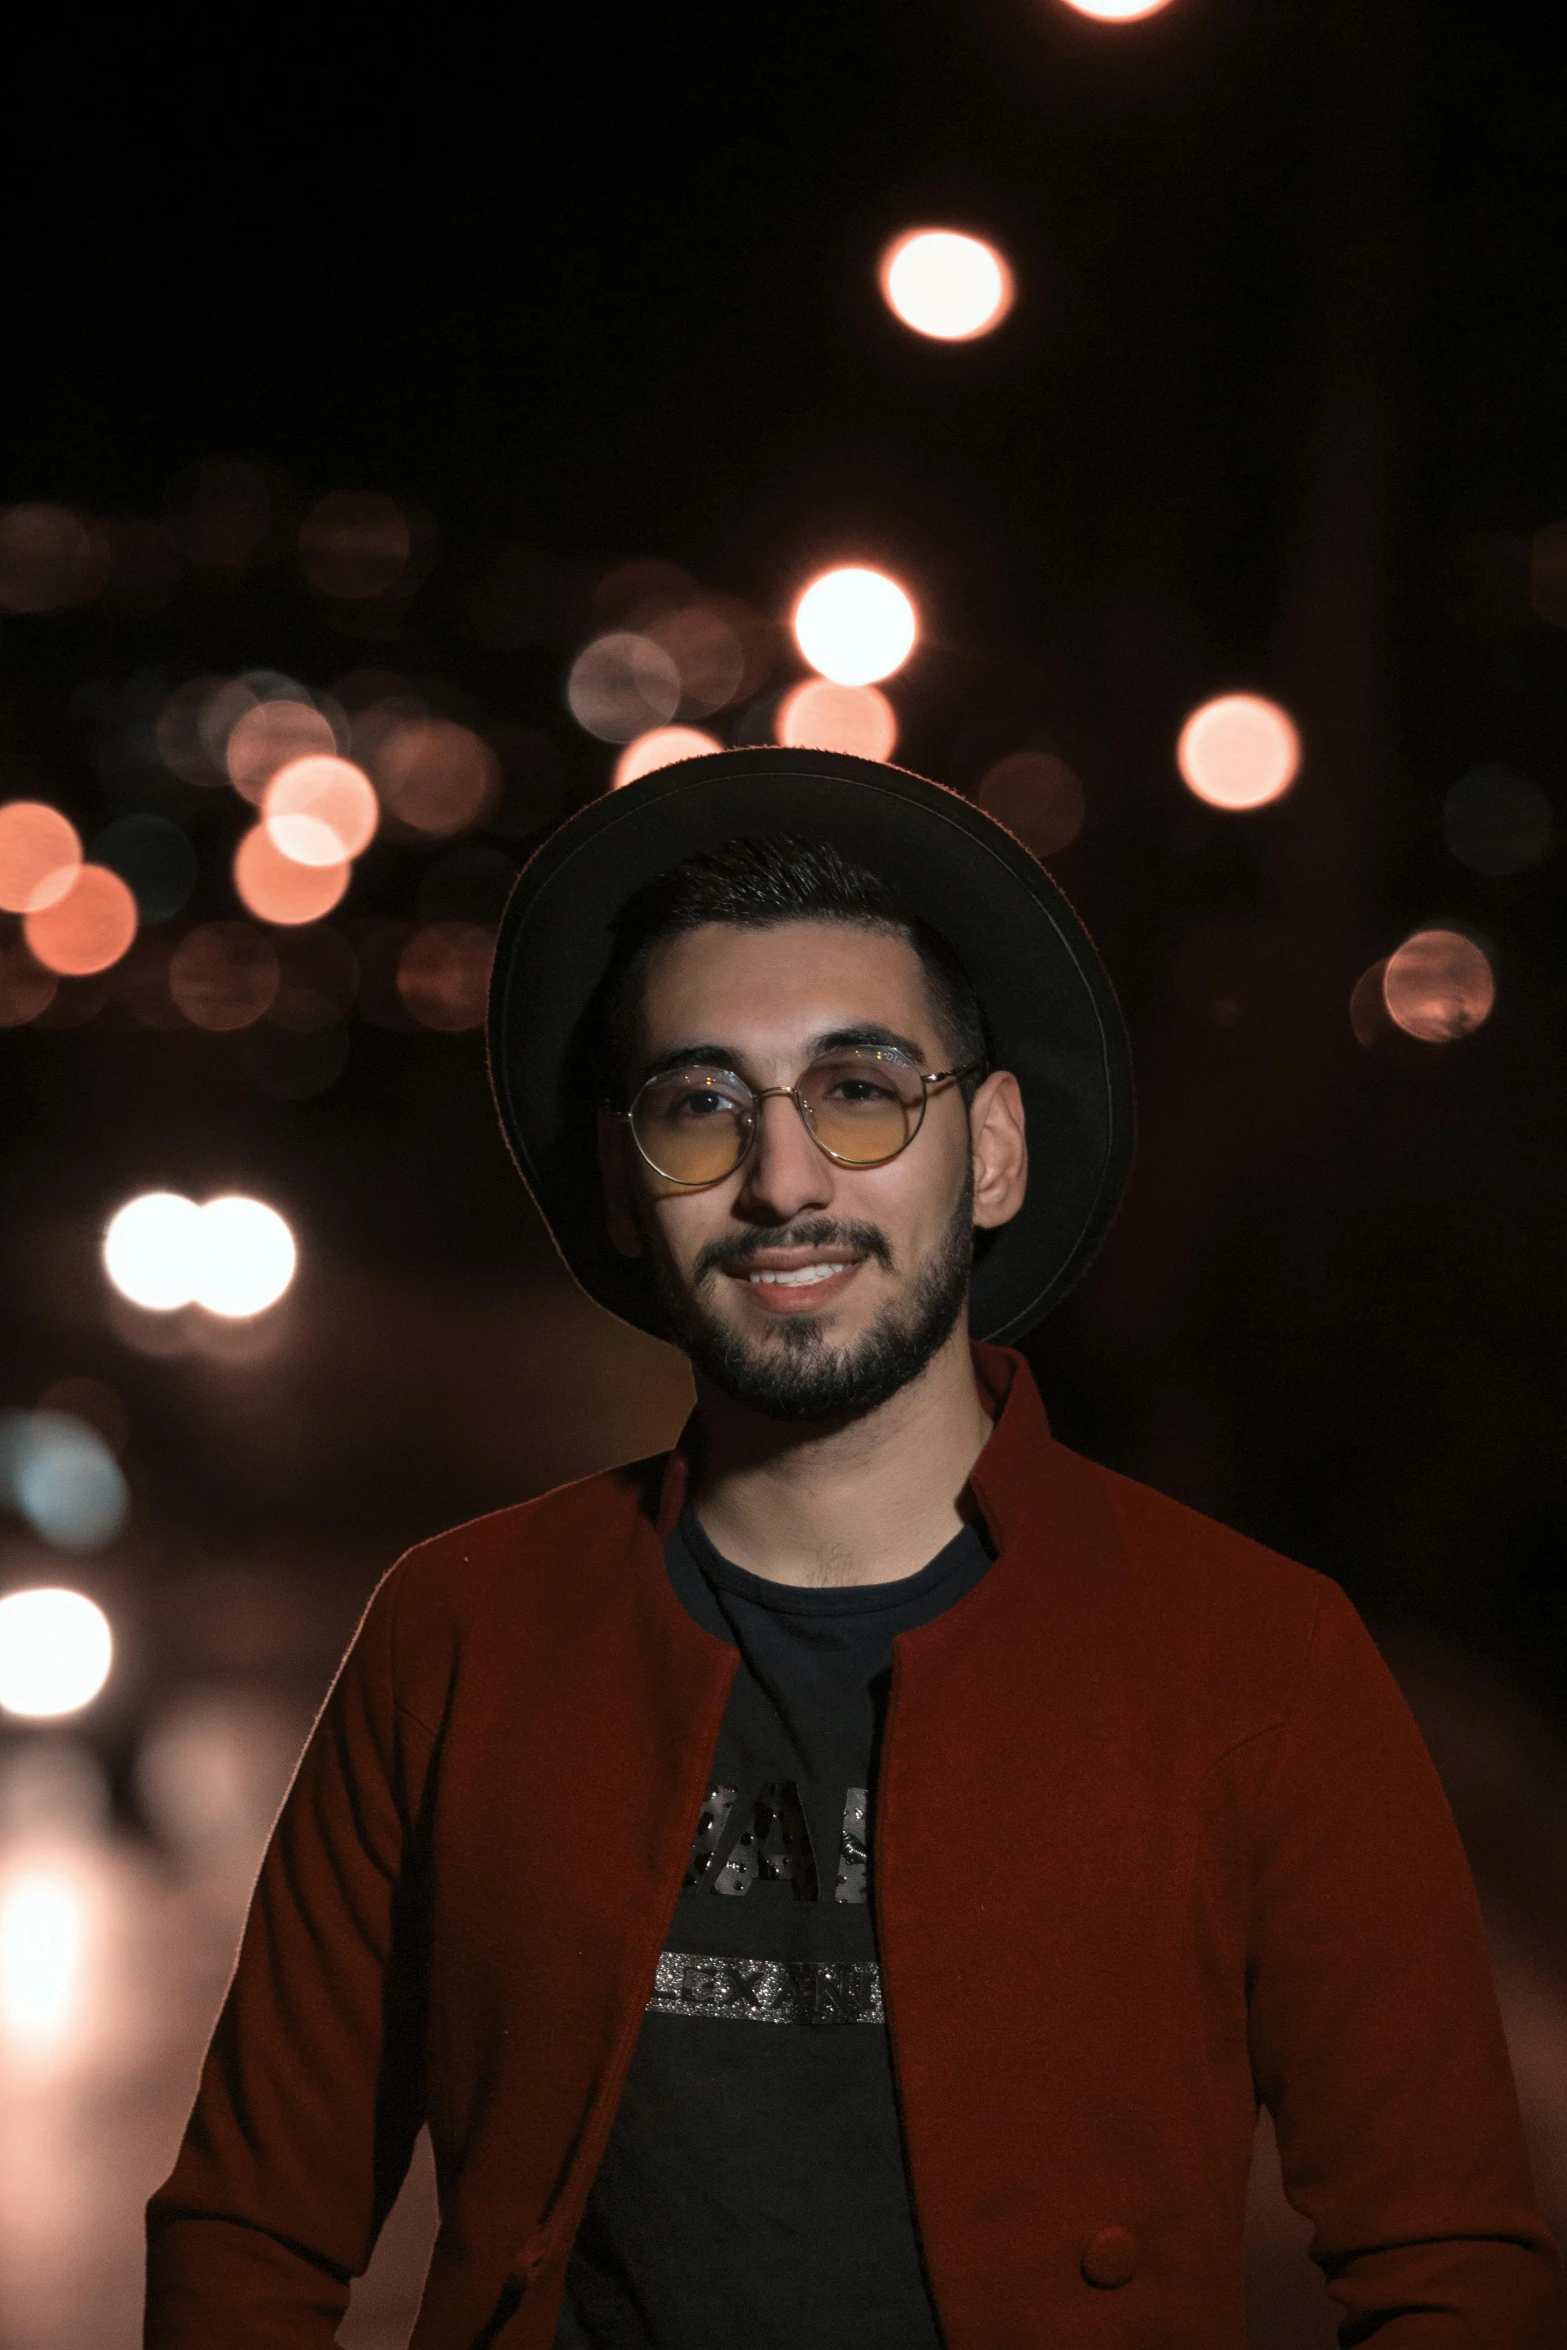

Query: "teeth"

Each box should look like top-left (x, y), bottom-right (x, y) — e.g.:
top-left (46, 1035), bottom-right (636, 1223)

top-left (746, 1262), bottom-right (850, 1288)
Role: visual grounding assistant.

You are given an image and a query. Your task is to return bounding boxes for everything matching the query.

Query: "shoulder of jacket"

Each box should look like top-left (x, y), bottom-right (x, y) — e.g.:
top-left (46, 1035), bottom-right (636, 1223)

top-left (386, 1453), bottom-right (667, 1607)
top-left (1061, 1445), bottom-right (1332, 1651)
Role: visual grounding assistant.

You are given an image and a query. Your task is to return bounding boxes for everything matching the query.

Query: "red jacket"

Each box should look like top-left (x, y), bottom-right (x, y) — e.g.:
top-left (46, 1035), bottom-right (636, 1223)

top-left (145, 1348), bottom-right (1563, 2348)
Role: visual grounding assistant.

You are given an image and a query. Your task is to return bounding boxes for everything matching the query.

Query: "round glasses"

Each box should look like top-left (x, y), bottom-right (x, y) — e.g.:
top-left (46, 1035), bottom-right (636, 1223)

top-left (618, 1046), bottom-right (981, 1188)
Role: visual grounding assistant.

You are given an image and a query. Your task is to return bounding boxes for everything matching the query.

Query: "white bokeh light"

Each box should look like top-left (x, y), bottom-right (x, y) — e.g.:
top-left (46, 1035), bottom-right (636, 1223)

top-left (0, 1590), bottom-right (113, 1719)
top-left (881, 230), bottom-right (1013, 341)
top-left (103, 1191), bottom-right (297, 1318)
top-left (102, 1192), bottom-right (203, 1310)
top-left (792, 568), bottom-right (917, 686)
top-left (1058, 0), bottom-right (1177, 19)
top-left (191, 1196), bottom-right (297, 1317)
top-left (0, 1868), bottom-right (87, 2053)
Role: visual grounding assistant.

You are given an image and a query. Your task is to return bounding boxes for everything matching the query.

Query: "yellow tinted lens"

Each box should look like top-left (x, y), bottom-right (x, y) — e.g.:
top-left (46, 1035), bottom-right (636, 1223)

top-left (632, 1069), bottom-right (752, 1182)
top-left (800, 1050), bottom-right (923, 1164)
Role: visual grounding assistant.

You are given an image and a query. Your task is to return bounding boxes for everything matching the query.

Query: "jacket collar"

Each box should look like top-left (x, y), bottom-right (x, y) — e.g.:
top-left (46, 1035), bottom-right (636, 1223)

top-left (649, 1340), bottom-right (1048, 1549)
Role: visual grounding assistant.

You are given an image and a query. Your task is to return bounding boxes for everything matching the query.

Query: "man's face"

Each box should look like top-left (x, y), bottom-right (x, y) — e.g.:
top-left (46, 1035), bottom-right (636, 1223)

top-left (601, 919), bottom-right (1016, 1422)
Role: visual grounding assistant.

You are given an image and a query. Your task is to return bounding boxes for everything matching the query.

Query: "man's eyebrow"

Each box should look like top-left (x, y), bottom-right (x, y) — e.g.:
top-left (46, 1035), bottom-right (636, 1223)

top-left (636, 1023), bottom-right (936, 1086)
top-left (637, 1043), bottom-right (744, 1082)
top-left (810, 1023), bottom-right (931, 1064)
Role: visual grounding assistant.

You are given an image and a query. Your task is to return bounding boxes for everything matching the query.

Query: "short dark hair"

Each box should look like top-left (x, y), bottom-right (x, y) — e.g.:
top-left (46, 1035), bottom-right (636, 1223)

top-left (597, 834), bottom-right (989, 1101)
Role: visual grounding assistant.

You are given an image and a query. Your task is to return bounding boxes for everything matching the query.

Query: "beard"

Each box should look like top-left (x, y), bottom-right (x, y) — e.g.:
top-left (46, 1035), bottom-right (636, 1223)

top-left (644, 1171), bottom-right (975, 1424)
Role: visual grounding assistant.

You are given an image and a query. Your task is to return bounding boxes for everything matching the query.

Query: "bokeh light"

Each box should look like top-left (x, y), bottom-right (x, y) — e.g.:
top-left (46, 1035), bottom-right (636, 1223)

top-left (299, 491), bottom-right (411, 600)
top-left (1056, 0), bottom-right (1177, 17)
top-left (23, 866), bottom-right (138, 976)
top-left (1176, 693), bottom-right (1301, 810)
top-left (373, 717), bottom-right (499, 835)
top-left (233, 825), bottom-right (350, 924)
top-left (168, 923), bottom-right (281, 1030)
top-left (0, 803), bottom-right (82, 914)
top-left (776, 680), bottom-right (898, 760)
top-left (263, 754), bottom-right (378, 863)
top-left (1349, 959), bottom-right (1395, 1050)
top-left (103, 1193), bottom-right (205, 1309)
top-left (193, 1197), bottom-right (297, 1316)
top-left (0, 505), bottom-right (109, 614)
top-left (0, 1865), bottom-right (90, 2056)
top-left (226, 697), bottom-right (339, 805)
top-left (613, 727), bottom-right (723, 787)
top-left (0, 1590), bottom-right (113, 1719)
top-left (1442, 766), bottom-right (1553, 876)
top-left (0, 1413), bottom-right (128, 1551)
top-left (792, 568), bottom-right (917, 686)
top-left (1382, 929), bottom-right (1496, 1044)
top-left (977, 750), bottom-right (1087, 858)
top-left (396, 923), bottom-right (495, 1031)
top-left (0, 939), bottom-right (57, 1028)
top-left (567, 633), bottom-right (682, 741)
top-left (102, 1192), bottom-right (297, 1316)
top-left (880, 230), bottom-right (1014, 341)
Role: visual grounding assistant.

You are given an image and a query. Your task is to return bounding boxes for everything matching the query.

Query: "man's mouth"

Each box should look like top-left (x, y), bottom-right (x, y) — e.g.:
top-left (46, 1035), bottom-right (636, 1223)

top-left (720, 1246), bottom-right (867, 1312)
top-left (745, 1262), bottom-right (853, 1289)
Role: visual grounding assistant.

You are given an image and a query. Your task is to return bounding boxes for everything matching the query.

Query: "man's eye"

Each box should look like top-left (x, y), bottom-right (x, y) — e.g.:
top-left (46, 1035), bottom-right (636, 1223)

top-left (674, 1089), bottom-right (739, 1119)
top-left (829, 1078), bottom-right (898, 1105)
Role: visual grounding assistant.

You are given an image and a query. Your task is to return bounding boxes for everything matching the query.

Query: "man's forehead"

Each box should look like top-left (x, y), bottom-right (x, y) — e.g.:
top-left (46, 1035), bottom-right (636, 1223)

top-left (639, 918), bottom-right (934, 1046)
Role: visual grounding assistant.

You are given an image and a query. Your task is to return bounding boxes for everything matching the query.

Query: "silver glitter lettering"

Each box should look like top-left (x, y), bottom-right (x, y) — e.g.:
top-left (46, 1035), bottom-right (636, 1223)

top-left (648, 1949), bottom-right (885, 2025)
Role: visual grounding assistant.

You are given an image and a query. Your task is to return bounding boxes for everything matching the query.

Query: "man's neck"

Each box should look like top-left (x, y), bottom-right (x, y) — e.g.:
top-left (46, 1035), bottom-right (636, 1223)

top-left (686, 1323), bottom-right (995, 1588)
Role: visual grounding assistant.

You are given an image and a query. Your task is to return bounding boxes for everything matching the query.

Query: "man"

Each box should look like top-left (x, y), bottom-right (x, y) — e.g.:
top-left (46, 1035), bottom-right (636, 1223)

top-left (146, 747), bottom-right (1562, 2349)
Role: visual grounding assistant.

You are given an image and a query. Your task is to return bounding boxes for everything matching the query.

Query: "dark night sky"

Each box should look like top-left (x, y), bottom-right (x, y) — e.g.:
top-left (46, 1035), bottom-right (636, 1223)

top-left (4, 0), bottom-right (1567, 1750)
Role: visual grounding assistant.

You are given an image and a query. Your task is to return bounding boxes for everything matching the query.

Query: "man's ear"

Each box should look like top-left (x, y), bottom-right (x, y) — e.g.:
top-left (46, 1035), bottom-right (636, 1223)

top-left (598, 1110), bottom-right (646, 1260)
top-left (969, 1070), bottom-right (1027, 1231)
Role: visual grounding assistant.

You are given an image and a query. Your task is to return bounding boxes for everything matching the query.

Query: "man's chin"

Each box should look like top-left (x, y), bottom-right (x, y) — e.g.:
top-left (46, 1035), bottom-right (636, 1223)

top-left (662, 1254), bottom-right (970, 1426)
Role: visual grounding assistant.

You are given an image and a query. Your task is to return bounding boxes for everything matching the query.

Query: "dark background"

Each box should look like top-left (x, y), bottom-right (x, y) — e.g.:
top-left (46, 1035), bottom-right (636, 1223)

top-left (2, 10), bottom-right (1567, 2322)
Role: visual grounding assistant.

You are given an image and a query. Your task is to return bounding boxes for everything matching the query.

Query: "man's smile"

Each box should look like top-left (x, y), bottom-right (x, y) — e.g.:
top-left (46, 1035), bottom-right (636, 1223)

top-left (721, 1246), bottom-right (867, 1313)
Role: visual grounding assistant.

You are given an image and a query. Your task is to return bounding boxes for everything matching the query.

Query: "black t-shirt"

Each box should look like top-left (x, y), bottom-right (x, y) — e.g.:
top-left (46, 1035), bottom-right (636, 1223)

top-left (555, 1502), bottom-right (993, 2350)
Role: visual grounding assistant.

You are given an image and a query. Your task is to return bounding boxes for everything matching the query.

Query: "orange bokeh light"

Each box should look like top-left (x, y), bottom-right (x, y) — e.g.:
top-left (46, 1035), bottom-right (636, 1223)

top-left (776, 681), bottom-right (897, 761)
top-left (233, 827), bottom-right (350, 925)
top-left (168, 924), bottom-right (281, 1031)
top-left (396, 923), bottom-right (495, 1031)
top-left (0, 803), bottom-right (83, 914)
top-left (226, 699), bottom-right (338, 805)
top-left (263, 755), bottom-right (378, 864)
top-left (373, 718), bottom-right (499, 835)
top-left (613, 727), bottom-right (723, 788)
top-left (879, 230), bottom-right (1014, 341)
top-left (1176, 694), bottom-right (1301, 810)
top-left (22, 865), bottom-right (138, 976)
top-left (1382, 930), bottom-right (1495, 1044)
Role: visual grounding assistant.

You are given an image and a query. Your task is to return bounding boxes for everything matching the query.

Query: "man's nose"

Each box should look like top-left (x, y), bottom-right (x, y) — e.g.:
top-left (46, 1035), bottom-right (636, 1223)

top-left (734, 1090), bottom-right (833, 1223)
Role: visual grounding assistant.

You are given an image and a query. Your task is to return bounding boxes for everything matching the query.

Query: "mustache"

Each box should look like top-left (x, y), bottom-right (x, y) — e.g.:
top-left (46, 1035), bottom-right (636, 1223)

top-left (694, 1217), bottom-right (895, 1285)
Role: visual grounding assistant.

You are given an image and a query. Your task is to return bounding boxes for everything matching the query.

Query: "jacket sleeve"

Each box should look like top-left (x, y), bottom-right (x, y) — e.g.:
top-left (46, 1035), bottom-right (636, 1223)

top-left (1247, 1575), bottom-right (1565, 2348)
top-left (144, 1562), bottom-right (438, 2348)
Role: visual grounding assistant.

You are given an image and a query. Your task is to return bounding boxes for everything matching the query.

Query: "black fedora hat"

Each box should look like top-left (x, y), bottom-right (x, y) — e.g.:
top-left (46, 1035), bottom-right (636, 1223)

top-left (486, 745), bottom-right (1133, 1346)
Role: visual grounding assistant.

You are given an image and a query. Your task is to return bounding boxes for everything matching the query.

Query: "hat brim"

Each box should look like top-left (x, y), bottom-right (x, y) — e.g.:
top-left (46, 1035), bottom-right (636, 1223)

top-left (486, 746), bottom-right (1133, 1346)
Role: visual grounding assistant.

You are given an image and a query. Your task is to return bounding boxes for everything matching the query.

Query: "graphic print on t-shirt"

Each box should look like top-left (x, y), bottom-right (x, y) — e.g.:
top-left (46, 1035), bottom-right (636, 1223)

top-left (553, 1505), bottom-right (992, 2350)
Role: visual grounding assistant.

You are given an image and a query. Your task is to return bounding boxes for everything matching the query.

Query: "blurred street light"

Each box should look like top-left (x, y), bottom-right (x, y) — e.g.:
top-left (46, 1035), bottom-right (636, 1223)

top-left (103, 1192), bottom-right (297, 1317)
top-left (1176, 693), bottom-right (1300, 810)
top-left (880, 230), bottom-right (1014, 341)
top-left (613, 727), bottom-right (722, 788)
top-left (1056, 0), bottom-right (1177, 19)
top-left (0, 1590), bottom-right (113, 1720)
top-left (792, 568), bottom-right (917, 686)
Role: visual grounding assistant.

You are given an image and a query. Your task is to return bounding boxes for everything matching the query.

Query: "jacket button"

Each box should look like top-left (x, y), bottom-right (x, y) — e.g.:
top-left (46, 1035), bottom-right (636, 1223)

top-left (1081, 2225), bottom-right (1138, 2289)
